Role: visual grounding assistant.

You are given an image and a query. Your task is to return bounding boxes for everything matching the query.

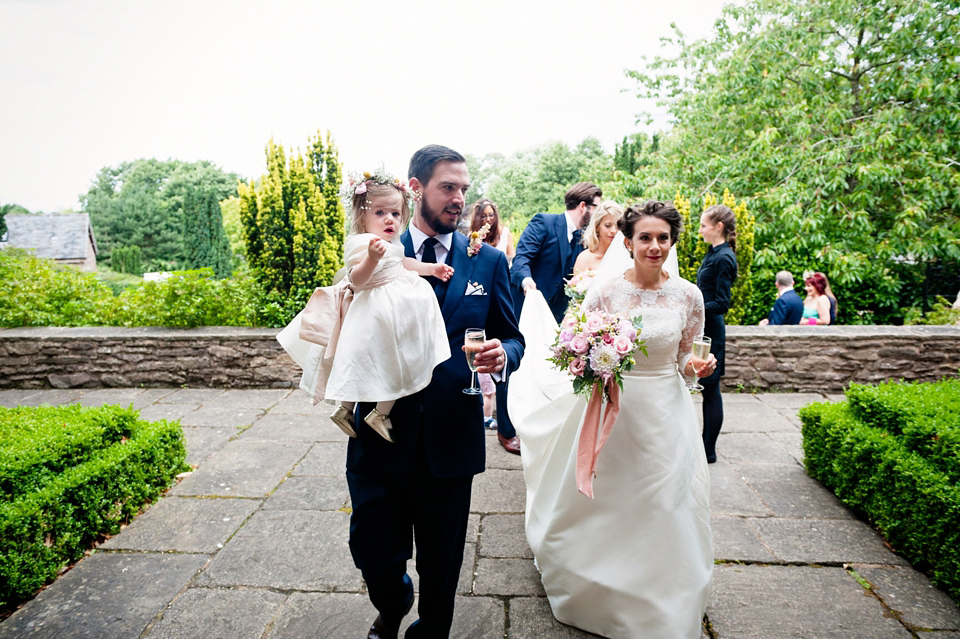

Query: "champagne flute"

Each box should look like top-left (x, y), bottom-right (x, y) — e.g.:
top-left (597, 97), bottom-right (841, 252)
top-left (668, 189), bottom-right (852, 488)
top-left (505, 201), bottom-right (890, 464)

top-left (687, 335), bottom-right (712, 392)
top-left (463, 328), bottom-right (486, 395)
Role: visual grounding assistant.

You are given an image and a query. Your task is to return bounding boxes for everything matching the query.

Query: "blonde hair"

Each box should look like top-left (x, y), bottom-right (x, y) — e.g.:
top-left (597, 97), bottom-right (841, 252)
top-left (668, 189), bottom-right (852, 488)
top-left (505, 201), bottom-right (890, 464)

top-left (582, 200), bottom-right (625, 251)
top-left (349, 182), bottom-right (411, 236)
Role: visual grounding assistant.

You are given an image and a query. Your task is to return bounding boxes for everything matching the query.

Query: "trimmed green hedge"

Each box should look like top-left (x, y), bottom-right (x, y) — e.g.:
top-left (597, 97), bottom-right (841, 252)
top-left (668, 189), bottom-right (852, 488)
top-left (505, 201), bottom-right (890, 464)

top-left (0, 405), bottom-right (188, 607)
top-left (801, 380), bottom-right (960, 602)
top-left (846, 379), bottom-right (960, 483)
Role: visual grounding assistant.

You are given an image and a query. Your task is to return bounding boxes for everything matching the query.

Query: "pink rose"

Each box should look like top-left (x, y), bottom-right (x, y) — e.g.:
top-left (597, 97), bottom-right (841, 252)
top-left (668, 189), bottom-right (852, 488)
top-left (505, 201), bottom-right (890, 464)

top-left (568, 357), bottom-right (587, 377)
top-left (619, 321), bottom-right (637, 342)
top-left (558, 328), bottom-right (574, 345)
top-left (562, 314), bottom-right (578, 328)
top-left (569, 333), bottom-right (590, 355)
top-left (602, 333), bottom-right (614, 345)
top-left (585, 312), bottom-right (604, 334)
top-left (615, 335), bottom-right (633, 355)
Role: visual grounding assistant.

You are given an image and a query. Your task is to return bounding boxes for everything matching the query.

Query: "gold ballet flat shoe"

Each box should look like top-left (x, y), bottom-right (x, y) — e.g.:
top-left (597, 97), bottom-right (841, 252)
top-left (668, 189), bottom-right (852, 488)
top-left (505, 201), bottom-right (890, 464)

top-left (330, 405), bottom-right (357, 438)
top-left (364, 408), bottom-right (394, 443)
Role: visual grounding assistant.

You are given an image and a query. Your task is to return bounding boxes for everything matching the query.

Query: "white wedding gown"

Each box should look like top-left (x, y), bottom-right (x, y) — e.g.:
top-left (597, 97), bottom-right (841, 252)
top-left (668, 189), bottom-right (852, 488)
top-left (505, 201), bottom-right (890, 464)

top-left (510, 240), bottom-right (712, 638)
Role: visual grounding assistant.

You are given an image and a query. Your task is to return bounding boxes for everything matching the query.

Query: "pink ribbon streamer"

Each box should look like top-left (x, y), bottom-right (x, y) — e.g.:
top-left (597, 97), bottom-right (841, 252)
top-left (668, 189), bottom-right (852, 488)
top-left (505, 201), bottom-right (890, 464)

top-left (576, 381), bottom-right (621, 499)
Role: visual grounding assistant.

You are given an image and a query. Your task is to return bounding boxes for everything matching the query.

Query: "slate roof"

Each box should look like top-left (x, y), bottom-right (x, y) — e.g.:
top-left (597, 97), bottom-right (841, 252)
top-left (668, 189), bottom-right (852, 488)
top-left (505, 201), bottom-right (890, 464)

top-left (0, 213), bottom-right (98, 260)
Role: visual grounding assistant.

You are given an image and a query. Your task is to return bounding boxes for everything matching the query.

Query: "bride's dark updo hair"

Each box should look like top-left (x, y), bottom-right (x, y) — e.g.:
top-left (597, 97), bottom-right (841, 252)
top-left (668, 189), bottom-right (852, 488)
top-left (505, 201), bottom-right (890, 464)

top-left (619, 200), bottom-right (684, 246)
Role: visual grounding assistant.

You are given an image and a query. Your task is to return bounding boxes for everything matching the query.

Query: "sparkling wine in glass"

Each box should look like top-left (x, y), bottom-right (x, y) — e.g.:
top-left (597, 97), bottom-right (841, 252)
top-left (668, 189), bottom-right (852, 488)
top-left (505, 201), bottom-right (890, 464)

top-left (687, 335), bottom-right (712, 392)
top-left (463, 328), bottom-right (485, 395)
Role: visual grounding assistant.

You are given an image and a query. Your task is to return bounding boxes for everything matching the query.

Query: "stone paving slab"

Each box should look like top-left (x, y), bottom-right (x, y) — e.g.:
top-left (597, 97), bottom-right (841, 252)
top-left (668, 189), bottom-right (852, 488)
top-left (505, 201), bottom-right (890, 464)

top-left (264, 592), bottom-right (389, 639)
top-left (293, 442), bottom-right (349, 476)
top-left (179, 406), bottom-right (264, 427)
top-left (238, 412), bottom-right (342, 442)
top-left (100, 496), bottom-right (261, 553)
top-left (261, 475), bottom-right (350, 511)
top-left (0, 553), bottom-right (207, 639)
top-left (508, 597), bottom-right (603, 638)
top-left (0, 388), bottom-right (41, 406)
top-left (137, 402), bottom-right (201, 422)
top-left (853, 565), bottom-right (960, 631)
top-left (768, 429), bottom-right (805, 463)
top-left (181, 425), bottom-right (238, 467)
top-left (718, 432), bottom-right (799, 465)
top-left (485, 432), bottom-right (524, 470)
top-left (473, 557), bottom-right (545, 596)
top-left (717, 401), bottom-right (798, 433)
top-left (708, 460), bottom-right (771, 517)
top-left (266, 393), bottom-right (334, 416)
top-left (480, 514), bottom-right (534, 559)
top-left (748, 477), bottom-right (853, 519)
top-left (72, 388), bottom-right (148, 407)
top-left (158, 388), bottom-right (226, 404)
top-left (753, 518), bottom-right (910, 565)
top-left (471, 468), bottom-right (526, 513)
top-left (13, 388), bottom-right (85, 406)
top-left (711, 515), bottom-right (776, 563)
top-left (143, 587), bottom-right (287, 639)
top-left (707, 564), bottom-right (913, 638)
top-left (756, 392), bottom-right (828, 411)
top-left (196, 510), bottom-right (362, 590)
top-left (171, 440), bottom-right (311, 498)
top-left (203, 388), bottom-right (291, 409)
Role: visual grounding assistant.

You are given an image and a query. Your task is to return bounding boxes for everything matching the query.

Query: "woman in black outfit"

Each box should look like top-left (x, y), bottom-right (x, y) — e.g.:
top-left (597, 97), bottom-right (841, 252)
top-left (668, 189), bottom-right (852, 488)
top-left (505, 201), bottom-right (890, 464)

top-left (696, 204), bottom-right (738, 463)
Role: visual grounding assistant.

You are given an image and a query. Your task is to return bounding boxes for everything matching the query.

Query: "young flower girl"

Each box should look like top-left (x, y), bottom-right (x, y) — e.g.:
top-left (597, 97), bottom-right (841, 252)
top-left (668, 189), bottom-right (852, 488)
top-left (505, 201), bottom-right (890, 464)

top-left (281, 169), bottom-right (452, 442)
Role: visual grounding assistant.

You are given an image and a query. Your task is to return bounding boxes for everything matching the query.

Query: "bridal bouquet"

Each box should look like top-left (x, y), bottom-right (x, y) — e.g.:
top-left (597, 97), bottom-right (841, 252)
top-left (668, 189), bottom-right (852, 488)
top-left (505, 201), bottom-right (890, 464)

top-left (549, 308), bottom-right (646, 401)
top-left (564, 269), bottom-right (595, 304)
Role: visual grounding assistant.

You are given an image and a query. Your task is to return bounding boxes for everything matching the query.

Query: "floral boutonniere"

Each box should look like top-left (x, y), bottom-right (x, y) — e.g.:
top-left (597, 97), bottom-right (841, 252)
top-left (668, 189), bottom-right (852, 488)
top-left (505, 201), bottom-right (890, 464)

top-left (467, 223), bottom-right (491, 257)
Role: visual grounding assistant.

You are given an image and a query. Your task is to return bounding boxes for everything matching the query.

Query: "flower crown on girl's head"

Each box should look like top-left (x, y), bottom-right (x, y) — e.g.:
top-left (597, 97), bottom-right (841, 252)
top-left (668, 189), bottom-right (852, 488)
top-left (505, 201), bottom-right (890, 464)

top-left (339, 167), bottom-right (417, 211)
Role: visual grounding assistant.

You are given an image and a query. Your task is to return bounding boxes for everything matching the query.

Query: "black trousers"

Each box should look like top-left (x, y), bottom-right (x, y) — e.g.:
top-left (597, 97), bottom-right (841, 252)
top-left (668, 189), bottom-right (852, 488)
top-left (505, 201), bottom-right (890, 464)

top-left (701, 378), bottom-right (723, 461)
top-left (347, 451), bottom-right (473, 638)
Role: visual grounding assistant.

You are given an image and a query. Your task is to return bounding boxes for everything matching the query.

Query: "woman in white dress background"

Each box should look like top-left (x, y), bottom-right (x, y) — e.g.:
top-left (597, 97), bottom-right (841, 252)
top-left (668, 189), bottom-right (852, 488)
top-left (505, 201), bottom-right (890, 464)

top-left (512, 201), bottom-right (714, 638)
top-left (572, 200), bottom-right (624, 275)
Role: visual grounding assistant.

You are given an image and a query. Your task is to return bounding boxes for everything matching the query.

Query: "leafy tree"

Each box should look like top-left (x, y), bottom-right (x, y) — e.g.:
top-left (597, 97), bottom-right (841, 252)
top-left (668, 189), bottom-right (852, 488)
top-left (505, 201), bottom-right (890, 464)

top-left (81, 159), bottom-right (240, 271)
top-left (238, 130), bottom-right (344, 326)
top-left (626, 0), bottom-right (960, 324)
top-left (182, 185), bottom-right (232, 278)
top-left (219, 195), bottom-right (247, 269)
top-left (484, 138), bottom-right (613, 229)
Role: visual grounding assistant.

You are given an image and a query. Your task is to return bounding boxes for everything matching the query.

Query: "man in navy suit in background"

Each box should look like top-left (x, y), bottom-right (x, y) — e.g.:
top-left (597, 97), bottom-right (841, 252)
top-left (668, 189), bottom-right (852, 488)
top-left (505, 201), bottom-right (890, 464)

top-left (348, 145), bottom-right (524, 639)
top-left (491, 182), bottom-right (601, 454)
top-left (759, 270), bottom-right (804, 325)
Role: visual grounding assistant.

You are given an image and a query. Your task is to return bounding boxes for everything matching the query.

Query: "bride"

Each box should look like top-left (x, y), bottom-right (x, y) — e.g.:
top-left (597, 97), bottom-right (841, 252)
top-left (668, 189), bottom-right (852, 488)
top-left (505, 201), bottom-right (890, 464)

top-left (510, 201), bottom-right (714, 638)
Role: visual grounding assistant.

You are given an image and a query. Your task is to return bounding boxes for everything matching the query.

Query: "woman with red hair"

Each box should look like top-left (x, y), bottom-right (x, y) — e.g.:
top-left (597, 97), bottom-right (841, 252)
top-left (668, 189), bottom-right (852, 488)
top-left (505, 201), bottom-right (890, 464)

top-left (802, 273), bottom-right (832, 325)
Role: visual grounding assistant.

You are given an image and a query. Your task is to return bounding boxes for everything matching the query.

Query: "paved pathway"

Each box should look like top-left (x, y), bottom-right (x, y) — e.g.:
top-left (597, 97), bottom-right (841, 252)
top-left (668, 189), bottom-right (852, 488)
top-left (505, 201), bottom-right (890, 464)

top-left (1, 388), bottom-right (959, 638)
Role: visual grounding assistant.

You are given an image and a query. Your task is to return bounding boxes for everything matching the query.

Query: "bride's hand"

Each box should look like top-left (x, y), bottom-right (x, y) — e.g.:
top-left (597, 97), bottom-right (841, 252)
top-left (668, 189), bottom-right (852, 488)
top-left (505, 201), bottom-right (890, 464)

top-left (465, 338), bottom-right (505, 374)
top-left (695, 354), bottom-right (717, 378)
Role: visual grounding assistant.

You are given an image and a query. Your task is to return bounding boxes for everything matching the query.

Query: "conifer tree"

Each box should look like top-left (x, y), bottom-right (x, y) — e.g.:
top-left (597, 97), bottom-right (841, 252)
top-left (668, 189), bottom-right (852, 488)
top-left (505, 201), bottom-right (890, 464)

top-left (238, 131), bottom-right (344, 325)
top-left (182, 185), bottom-right (233, 277)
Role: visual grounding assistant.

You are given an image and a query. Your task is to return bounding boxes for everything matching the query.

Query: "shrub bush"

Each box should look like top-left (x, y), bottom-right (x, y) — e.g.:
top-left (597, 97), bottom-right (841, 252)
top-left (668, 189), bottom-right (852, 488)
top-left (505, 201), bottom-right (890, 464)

top-left (801, 383), bottom-right (960, 602)
top-left (0, 405), bottom-right (187, 608)
top-left (845, 379), bottom-right (960, 483)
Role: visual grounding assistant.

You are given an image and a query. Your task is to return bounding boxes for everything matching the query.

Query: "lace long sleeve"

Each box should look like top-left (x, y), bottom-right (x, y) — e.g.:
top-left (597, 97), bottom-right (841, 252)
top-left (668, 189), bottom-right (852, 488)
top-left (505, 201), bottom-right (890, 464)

top-left (678, 284), bottom-right (706, 372)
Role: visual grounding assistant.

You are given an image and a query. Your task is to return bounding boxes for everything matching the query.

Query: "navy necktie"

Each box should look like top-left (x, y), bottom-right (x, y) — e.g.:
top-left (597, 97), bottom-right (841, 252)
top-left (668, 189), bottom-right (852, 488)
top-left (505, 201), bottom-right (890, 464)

top-left (568, 229), bottom-right (582, 274)
top-left (421, 237), bottom-right (440, 288)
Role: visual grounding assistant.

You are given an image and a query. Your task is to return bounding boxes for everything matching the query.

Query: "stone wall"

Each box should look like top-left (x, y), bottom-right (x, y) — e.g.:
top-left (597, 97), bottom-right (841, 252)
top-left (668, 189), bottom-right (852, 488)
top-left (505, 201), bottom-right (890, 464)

top-left (1, 325), bottom-right (958, 392)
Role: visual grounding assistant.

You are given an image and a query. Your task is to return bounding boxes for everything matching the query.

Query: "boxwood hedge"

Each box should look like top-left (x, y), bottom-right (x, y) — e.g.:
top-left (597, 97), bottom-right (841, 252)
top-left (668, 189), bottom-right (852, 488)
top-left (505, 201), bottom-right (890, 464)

top-left (800, 379), bottom-right (960, 602)
top-left (0, 405), bottom-right (187, 608)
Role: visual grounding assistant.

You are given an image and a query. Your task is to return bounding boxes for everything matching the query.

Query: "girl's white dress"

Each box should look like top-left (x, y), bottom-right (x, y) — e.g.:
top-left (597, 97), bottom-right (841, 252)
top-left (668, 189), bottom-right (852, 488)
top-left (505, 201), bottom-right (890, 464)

top-left (509, 242), bottom-right (712, 638)
top-left (278, 233), bottom-right (449, 403)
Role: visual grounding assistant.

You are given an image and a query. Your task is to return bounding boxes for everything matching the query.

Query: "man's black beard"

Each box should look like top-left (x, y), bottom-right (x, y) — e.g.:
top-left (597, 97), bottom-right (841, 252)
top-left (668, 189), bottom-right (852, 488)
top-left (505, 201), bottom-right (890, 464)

top-left (420, 193), bottom-right (461, 235)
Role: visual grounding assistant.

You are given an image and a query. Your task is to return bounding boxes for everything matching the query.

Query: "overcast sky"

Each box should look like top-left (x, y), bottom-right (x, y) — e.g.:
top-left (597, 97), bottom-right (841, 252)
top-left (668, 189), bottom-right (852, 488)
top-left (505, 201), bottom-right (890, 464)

top-left (0, 0), bottom-right (730, 213)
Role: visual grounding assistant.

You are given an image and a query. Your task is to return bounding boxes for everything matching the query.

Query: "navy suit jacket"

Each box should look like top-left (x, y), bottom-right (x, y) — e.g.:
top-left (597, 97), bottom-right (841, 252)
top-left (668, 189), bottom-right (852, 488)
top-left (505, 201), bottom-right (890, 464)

top-left (511, 213), bottom-right (581, 322)
top-left (346, 230), bottom-right (524, 479)
top-left (769, 289), bottom-right (804, 325)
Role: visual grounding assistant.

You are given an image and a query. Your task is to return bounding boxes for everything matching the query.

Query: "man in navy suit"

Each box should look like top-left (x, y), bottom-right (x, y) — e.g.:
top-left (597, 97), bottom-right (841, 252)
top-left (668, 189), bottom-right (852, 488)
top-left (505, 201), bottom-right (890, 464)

top-left (348, 145), bottom-right (524, 639)
top-left (491, 183), bottom-right (601, 454)
top-left (759, 270), bottom-right (804, 325)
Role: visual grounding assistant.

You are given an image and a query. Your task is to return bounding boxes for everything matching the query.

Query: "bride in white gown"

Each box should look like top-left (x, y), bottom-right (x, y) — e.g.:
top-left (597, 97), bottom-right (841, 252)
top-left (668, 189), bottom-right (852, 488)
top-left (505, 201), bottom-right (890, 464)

top-left (510, 201), bottom-right (714, 638)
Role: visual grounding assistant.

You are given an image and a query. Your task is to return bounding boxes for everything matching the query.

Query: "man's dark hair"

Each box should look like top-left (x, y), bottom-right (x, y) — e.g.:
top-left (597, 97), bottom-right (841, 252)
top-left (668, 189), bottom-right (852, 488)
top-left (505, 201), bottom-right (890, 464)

top-left (408, 145), bottom-right (466, 186)
top-left (564, 182), bottom-right (602, 211)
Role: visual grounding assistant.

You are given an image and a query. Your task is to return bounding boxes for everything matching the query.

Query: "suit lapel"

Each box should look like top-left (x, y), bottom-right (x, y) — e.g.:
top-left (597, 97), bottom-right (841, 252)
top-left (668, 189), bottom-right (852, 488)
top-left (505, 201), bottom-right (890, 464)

top-left (441, 233), bottom-right (479, 318)
top-left (401, 231), bottom-right (414, 258)
top-left (554, 214), bottom-right (571, 270)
